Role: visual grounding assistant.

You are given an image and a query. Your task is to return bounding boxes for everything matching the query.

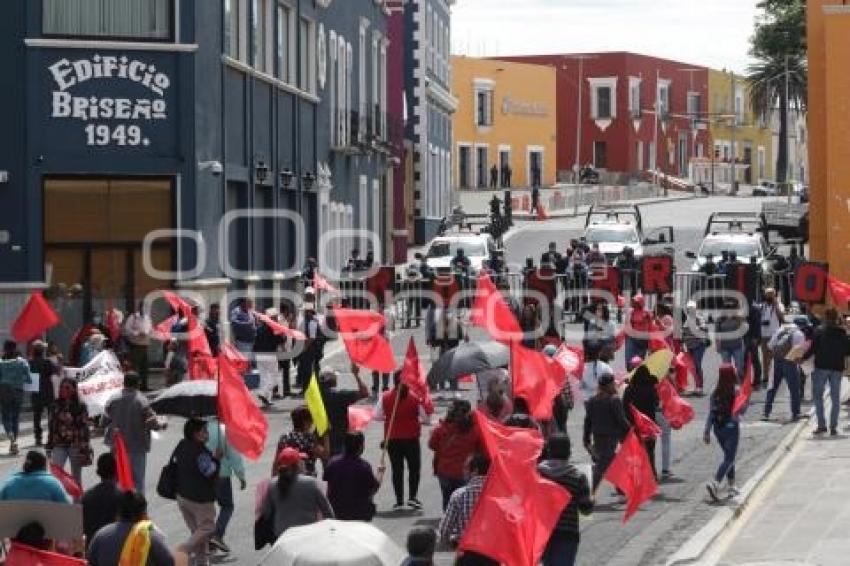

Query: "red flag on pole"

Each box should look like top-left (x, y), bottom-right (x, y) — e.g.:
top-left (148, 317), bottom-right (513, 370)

top-left (470, 272), bottom-right (522, 342)
top-left (162, 290), bottom-right (191, 318)
top-left (459, 412), bottom-right (570, 566)
top-left (733, 358), bottom-right (754, 417)
top-left (334, 308), bottom-right (397, 373)
top-left (348, 406), bottom-right (375, 432)
top-left (399, 337), bottom-right (431, 404)
top-left (628, 404), bottom-right (662, 440)
top-left (510, 342), bottom-right (569, 421)
top-left (218, 353), bottom-right (268, 460)
top-left (554, 343), bottom-right (584, 379)
top-left (656, 378), bottom-right (695, 429)
top-left (604, 429), bottom-right (659, 522)
top-left (112, 430), bottom-right (135, 491)
top-left (49, 463), bottom-right (81, 499)
top-left (151, 314), bottom-right (178, 342)
top-left (11, 293), bottom-right (60, 343)
top-left (257, 313), bottom-right (307, 340)
top-left (221, 341), bottom-right (250, 374)
top-left (828, 275), bottom-right (850, 308)
top-left (5, 542), bottom-right (86, 566)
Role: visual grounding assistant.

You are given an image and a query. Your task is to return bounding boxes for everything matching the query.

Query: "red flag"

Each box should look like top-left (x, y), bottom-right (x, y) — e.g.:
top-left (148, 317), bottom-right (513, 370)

top-left (218, 353), bottom-right (268, 460)
top-left (733, 358), bottom-right (754, 417)
top-left (152, 314), bottom-right (178, 342)
top-left (49, 463), bottom-right (81, 499)
top-left (648, 321), bottom-right (669, 353)
top-left (614, 328), bottom-right (627, 351)
top-left (348, 406), bottom-right (375, 432)
top-left (554, 343), bottom-right (584, 379)
top-left (221, 341), bottom-right (250, 374)
top-left (112, 430), bottom-right (135, 491)
top-left (470, 272), bottom-right (522, 342)
top-left (314, 273), bottom-right (340, 294)
top-left (188, 353), bottom-right (218, 380)
top-left (656, 379), bottom-right (695, 430)
top-left (5, 542), bottom-right (86, 566)
top-left (828, 275), bottom-right (850, 308)
top-left (673, 351), bottom-right (697, 391)
top-left (162, 290), bottom-right (192, 317)
top-left (459, 413), bottom-right (570, 566)
top-left (510, 342), bottom-right (569, 422)
top-left (257, 313), bottom-right (307, 340)
top-left (399, 337), bottom-right (431, 403)
top-left (604, 429), bottom-right (658, 522)
top-left (628, 404), bottom-right (662, 440)
top-left (334, 308), bottom-right (397, 373)
top-left (11, 293), bottom-right (60, 343)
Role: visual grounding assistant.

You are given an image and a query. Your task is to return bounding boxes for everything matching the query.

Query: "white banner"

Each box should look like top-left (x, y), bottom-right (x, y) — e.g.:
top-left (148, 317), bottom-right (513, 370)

top-left (63, 351), bottom-right (124, 417)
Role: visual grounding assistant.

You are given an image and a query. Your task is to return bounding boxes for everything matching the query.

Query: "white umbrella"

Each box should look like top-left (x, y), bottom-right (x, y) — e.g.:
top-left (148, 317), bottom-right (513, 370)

top-left (260, 520), bottom-right (405, 566)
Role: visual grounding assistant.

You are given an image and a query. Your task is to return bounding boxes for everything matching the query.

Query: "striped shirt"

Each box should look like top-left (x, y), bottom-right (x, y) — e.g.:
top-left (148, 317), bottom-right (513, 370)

top-left (438, 476), bottom-right (486, 545)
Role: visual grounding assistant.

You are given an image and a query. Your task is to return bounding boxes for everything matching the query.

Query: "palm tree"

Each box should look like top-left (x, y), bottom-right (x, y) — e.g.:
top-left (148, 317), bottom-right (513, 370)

top-left (747, 55), bottom-right (807, 184)
top-left (747, 0), bottom-right (806, 184)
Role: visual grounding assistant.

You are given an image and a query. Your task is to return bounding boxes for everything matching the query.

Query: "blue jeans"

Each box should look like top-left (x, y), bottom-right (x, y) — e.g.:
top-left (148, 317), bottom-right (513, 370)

top-left (0, 386), bottom-right (22, 438)
top-left (713, 421), bottom-right (739, 484)
top-left (214, 476), bottom-right (234, 539)
top-left (123, 451), bottom-right (146, 494)
top-left (764, 359), bottom-right (802, 419)
top-left (625, 338), bottom-right (648, 366)
top-left (50, 446), bottom-right (83, 491)
top-left (720, 347), bottom-right (746, 382)
top-left (657, 411), bottom-right (672, 472)
top-left (542, 534), bottom-right (579, 566)
top-left (813, 368), bottom-right (843, 431)
top-left (688, 344), bottom-right (706, 388)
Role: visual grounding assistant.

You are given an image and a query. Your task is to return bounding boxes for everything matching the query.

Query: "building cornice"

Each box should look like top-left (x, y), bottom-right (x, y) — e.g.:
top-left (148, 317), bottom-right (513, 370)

top-left (25, 37), bottom-right (199, 52)
top-left (427, 80), bottom-right (459, 113)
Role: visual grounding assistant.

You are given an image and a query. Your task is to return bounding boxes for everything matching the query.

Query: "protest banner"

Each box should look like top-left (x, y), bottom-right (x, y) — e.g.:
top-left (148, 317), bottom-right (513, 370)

top-left (63, 351), bottom-right (124, 417)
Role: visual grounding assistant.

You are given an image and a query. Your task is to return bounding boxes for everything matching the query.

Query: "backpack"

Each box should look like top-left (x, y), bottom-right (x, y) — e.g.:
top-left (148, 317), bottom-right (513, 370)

top-left (770, 328), bottom-right (795, 359)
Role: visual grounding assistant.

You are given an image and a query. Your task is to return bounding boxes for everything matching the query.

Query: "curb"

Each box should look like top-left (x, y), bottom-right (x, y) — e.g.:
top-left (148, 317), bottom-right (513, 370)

top-left (664, 406), bottom-right (815, 566)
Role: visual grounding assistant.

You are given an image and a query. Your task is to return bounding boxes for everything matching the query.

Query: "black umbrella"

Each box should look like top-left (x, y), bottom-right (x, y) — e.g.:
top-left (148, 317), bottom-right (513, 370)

top-left (426, 341), bottom-right (510, 387)
top-left (150, 380), bottom-right (218, 418)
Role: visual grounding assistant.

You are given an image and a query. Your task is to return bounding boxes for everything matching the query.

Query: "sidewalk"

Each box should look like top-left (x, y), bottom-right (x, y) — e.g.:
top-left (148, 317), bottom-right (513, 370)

top-left (713, 392), bottom-right (850, 566)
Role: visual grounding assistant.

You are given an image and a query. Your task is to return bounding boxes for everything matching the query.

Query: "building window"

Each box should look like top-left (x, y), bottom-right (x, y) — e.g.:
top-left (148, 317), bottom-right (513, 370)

top-left (589, 77), bottom-right (617, 121)
top-left (458, 145), bottom-right (471, 189)
top-left (476, 146), bottom-right (489, 188)
top-left (225, 0), bottom-right (240, 58)
top-left (636, 141), bottom-right (644, 171)
top-left (372, 34), bottom-right (379, 136)
top-left (43, 0), bottom-right (173, 40)
top-left (476, 89), bottom-right (494, 127)
top-left (657, 81), bottom-right (670, 118)
top-left (276, 3), bottom-right (292, 82)
top-left (253, 0), bottom-right (270, 73)
top-left (687, 92), bottom-right (701, 118)
top-left (380, 41), bottom-right (387, 139)
top-left (299, 17), bottom-right (316, 93)
top-left (593, 141), bottom-right (607, 169)
top-left (629, 78), bottom-right (641, 118)
top-left (358, 22), bottom-right (368, 140)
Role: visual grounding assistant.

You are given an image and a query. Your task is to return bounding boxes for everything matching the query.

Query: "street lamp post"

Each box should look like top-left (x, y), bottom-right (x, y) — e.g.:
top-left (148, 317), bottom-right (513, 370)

top-left (566, 55), bottom-right (597, 215)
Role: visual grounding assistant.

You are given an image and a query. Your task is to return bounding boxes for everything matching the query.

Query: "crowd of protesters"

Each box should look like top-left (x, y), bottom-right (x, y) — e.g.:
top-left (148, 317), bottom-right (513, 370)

top-left (0, 236), bottom-right (846, 566)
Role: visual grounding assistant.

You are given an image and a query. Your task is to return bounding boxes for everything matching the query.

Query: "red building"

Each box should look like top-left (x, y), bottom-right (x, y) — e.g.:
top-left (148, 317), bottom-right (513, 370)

top-left (496, 52), bottom-right (710, 184)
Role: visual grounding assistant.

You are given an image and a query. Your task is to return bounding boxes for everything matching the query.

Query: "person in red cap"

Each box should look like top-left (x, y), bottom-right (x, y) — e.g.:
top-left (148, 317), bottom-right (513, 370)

top-left (259, 447), bottom-right (334, 540)
top-left (625, 295), bottom-right (652, 364)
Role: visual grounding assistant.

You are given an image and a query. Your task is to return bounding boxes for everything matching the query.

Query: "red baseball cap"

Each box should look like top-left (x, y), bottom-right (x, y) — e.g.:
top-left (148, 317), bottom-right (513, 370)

top-left (275, 447), bottom-right (307, 471)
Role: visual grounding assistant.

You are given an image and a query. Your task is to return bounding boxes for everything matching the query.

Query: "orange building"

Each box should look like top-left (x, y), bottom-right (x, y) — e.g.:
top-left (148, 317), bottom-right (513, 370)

top-left (451, 56), bottom-right (557, 190)
top-left (808, 1), bottom-right (850, 284)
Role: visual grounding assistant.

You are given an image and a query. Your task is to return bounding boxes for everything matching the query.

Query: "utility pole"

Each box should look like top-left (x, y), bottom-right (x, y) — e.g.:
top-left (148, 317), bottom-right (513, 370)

top-left (653, 68), bottom-right (661, 194)
top-left (567, 54), bottom-right (596, 215)
top-left (730, 71), bottom-right (738, 195)
top-left (785, 54), bottom-right (792, 205)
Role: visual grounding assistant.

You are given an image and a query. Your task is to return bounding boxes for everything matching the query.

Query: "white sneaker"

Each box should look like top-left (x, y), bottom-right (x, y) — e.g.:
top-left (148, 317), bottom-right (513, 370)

top-left (706, 481), bottom-right (721, 502)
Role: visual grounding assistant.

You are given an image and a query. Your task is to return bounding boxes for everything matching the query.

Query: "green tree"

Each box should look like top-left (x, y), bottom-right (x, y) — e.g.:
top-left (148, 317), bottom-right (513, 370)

top-left (747, 0), bottom-right (807, 183)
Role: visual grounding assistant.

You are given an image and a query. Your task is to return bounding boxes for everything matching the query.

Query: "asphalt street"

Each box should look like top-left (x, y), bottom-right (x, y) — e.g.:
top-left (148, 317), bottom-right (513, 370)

top-left (0, 196), bottom-right (806, 566)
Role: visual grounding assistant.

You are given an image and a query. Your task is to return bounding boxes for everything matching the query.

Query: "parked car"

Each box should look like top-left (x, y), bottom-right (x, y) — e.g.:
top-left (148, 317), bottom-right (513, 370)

top-left (753, 181), bottom-right (779, 197)
top-left (422, 233), bottom-right (498, 273)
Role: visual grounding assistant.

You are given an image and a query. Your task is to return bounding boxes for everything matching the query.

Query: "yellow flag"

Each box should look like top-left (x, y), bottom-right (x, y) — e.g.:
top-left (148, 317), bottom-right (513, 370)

top-left (305, 373), bottom-right (329, 436)
top-left (628, 348), bottom-right (675, 381)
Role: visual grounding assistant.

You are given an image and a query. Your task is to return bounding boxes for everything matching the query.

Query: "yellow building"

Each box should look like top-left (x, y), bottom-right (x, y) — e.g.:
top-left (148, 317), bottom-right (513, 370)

top-left (451, 56), bottom-right (556, 190)
top-left (707, 69), bottom-right (774, 185)
top-left (808, 1), bottom-right (850, 285)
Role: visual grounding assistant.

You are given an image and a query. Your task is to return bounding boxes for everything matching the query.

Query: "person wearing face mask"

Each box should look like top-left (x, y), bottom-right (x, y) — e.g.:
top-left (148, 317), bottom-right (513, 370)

top-left (47, 378), bottom-right (92, 493)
